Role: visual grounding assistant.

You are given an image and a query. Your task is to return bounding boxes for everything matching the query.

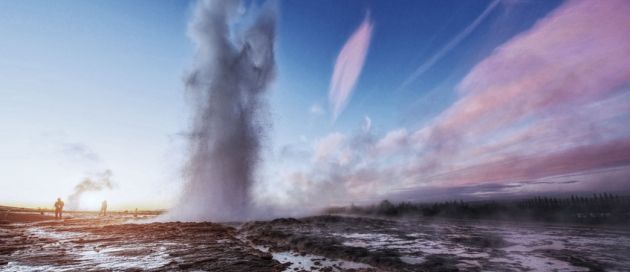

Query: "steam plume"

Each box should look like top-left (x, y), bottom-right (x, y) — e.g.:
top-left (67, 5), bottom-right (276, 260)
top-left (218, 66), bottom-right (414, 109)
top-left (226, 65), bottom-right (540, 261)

top-left (67, 170), bottom-right (114, 210)
top-left (165, 0), bottom-right (276, 221)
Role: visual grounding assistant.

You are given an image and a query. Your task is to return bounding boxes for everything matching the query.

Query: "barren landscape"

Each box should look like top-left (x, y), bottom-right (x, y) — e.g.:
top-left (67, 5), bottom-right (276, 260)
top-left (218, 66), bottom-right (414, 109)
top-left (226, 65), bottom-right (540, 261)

top-left (2, 213), bottom-right (629, 271)
top-left (2, 0), bottom-right (630, 271)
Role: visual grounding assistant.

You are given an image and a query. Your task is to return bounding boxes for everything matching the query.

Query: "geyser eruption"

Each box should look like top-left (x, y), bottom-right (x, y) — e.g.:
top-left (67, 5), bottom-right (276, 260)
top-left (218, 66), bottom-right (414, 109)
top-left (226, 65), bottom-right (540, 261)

top-left (67, 170), bottom-right (114, 211)
top-left (165, 0), bottom-right (276, 221)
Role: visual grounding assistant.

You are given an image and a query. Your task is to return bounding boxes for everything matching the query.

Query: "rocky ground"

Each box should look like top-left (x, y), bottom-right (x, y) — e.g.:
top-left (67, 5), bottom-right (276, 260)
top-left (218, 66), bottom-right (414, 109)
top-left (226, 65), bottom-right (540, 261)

top-left (241, 215), bottom-right (630, 271)
top-left (0, 214), bottom-right (285, 271)
top-left (1, 213), bottom-right (629, 271)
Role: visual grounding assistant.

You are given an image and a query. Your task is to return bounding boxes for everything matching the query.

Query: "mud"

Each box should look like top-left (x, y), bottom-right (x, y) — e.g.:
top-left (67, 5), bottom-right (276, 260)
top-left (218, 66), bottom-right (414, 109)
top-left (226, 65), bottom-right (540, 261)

top-left (1, 214), bottom-right (629, 271)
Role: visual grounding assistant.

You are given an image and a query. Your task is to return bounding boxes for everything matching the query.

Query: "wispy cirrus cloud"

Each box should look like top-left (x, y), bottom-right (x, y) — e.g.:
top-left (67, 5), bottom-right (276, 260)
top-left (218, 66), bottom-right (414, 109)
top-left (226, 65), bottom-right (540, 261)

top-left (329, 14), bottom-right (373, 121)
top-left (399, 0), bottom-right (500, 90)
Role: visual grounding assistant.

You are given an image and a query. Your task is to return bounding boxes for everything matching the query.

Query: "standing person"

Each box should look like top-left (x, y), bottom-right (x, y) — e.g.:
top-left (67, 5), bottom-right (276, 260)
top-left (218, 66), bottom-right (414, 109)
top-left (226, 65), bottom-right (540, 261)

top-left (99, 200), bottom-right (107, 216)
top-left (54, 198), bottom-right (64, 219)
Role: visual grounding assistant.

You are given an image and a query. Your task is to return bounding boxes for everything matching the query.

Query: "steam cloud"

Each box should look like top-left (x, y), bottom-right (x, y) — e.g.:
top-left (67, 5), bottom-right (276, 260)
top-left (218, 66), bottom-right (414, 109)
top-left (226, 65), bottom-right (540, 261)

top-left (67, 170), bottom-right (114, 211)
top-left (164, 0), bottom-right (276, 221)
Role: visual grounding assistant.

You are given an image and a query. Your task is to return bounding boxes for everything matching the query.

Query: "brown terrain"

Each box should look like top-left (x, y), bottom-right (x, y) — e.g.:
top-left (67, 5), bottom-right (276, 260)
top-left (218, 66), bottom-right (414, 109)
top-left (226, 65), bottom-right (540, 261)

top-left (0, 212), bottom-right (286, 271)
top-left (1, 209), bottom-right (629, 271)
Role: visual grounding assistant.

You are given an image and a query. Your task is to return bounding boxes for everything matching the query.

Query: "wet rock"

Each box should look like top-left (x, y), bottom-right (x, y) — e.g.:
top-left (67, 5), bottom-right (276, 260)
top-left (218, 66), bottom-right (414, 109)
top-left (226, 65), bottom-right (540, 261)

top-left (271, 218), bottom-right (302, 225)
top-left (3, 214), bottom-right (629, 271)
top-left (241, 216), bottom-right (417, 271)
top-left (536, 249), bottom-right (608, 272)
top-left (450, 234), bottom-right (511, 248)
top-left (421, 254), bottom-right (459, 272)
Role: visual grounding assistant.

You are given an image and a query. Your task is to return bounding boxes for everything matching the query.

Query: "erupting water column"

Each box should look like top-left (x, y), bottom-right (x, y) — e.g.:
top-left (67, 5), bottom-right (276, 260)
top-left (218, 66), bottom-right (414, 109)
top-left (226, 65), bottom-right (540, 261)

top-left (164, 0), bottom-right (276, 222)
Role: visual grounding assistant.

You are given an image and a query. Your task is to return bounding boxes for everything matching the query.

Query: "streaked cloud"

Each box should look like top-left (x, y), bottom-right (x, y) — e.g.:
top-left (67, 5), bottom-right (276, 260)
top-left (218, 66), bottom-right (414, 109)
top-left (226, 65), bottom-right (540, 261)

top-left (400, 0), bottom-right (501, 90)
top-left (328, 14), bottom-right (373, 120)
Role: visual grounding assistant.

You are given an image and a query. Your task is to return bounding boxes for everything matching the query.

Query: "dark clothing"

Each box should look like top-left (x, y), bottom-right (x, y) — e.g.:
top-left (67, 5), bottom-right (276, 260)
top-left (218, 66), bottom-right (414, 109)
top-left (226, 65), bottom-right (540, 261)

top-left (54, 200), bottom-right (64, 219)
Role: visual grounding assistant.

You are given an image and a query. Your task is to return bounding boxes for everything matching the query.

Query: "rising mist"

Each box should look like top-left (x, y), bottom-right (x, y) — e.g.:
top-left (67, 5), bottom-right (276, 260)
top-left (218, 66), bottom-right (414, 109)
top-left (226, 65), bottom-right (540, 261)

top-left (66, 170), bottom-right (114, 211)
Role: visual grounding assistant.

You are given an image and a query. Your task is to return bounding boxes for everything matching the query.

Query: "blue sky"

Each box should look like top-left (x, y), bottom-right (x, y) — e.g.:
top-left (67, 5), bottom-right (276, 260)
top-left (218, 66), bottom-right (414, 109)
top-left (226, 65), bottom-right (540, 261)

top-left (272, 0), bottom-right (562, 140)
top-left (0, 0), bottom-right (192, 209)
top-left (2, 0), bottom-right (629, 211)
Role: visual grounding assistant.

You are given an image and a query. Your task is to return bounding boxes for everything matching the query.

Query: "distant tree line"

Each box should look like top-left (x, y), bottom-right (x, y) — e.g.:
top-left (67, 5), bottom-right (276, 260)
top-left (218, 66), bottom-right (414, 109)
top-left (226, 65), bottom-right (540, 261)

top-left (324, 193), bottom-right (630, 225)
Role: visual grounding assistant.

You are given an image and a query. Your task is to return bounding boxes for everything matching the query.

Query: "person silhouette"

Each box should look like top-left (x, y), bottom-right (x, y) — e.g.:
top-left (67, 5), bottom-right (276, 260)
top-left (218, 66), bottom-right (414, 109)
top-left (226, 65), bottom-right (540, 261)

top-left (99, 200), bottom-right (108, 216)
top-left (54, 198), bottom-right (64, 219)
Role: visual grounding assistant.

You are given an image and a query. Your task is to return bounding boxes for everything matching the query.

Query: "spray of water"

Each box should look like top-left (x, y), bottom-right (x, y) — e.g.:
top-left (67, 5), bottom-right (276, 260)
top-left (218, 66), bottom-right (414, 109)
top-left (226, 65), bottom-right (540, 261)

top-left (163, 0), bottom-right (276, 222)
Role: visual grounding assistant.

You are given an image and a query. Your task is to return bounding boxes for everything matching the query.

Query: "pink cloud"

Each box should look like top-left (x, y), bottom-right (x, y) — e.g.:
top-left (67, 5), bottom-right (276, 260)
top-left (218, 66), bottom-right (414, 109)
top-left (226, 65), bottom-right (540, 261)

top-left (415, 0), bottom-right (630, 167)
top-left (313, 132), bottom-right (346, 163)
top-left (427, 137), bottom-right (630, 187)
top-left (375, 129), bottom-right (408, 155)
top-left (378, 0), bottom-right (630, 198)
top-left (441, 0), bottom-right (630, 135)
top-left (267, 0), bottom-right (630, 208)
top-left (394, 0), bottom-right (630, 193)
top-left (329, 14), bottom-right (373, 120)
